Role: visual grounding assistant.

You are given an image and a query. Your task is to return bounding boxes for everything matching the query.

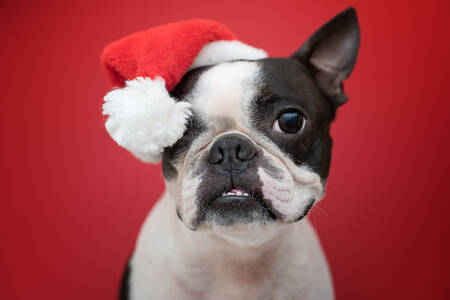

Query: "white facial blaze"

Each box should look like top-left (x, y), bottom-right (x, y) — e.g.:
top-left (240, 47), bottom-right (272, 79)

top-left (187, 61), bottom-right (260, 126)
top-left (175, 62), bottom-right (263, 229)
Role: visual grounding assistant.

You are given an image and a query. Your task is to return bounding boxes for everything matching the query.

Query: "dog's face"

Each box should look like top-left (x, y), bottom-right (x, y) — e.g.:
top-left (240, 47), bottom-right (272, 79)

top-left (163, 9), bottom-right (359, 244)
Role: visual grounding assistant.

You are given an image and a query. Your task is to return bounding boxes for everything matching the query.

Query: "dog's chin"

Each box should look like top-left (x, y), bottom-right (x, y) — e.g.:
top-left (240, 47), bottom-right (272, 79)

top-left (194, 196), bottom-right (291, 247)
top-left (203, 194), bottom-right (277, 227)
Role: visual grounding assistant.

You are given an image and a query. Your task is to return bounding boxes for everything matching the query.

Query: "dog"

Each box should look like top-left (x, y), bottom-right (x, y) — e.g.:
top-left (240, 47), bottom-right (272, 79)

top-left (118, 8), bottom-right (360, 300)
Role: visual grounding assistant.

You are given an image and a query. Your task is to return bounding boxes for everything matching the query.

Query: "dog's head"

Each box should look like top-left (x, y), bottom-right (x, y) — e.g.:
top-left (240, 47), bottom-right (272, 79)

top-left (160, 8), bottom-right (359, 244)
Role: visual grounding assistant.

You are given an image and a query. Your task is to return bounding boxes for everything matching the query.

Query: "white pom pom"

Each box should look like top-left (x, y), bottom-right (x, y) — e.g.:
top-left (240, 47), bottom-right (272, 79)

top-left (103, 77), bottom-right (192, 163)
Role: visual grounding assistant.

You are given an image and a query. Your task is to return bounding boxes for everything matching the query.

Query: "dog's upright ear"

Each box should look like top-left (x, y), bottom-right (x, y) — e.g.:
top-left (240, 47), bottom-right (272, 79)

top-left (292, 7), bottom-right (360, 106)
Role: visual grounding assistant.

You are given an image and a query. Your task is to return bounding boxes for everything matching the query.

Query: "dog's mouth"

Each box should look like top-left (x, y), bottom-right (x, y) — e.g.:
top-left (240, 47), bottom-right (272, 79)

top-left (210, 188), bottom-right (263, 206)
top-left (213, 189), bottom-right (250, 204)
top-left (202, 187), bottom-right (277, 226)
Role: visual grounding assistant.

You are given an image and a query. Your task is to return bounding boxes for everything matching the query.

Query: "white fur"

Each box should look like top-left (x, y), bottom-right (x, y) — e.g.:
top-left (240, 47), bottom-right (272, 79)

top-left (180, 173), bottom-right (203, 229)
top-left (258, 165), bottom-right (322, 222)
top-left (103, 77), bottom-right (192, 163)
top-left (189, 40), bottom-right (267, 70)
top-left (187, 61), bottom-right (260, 127)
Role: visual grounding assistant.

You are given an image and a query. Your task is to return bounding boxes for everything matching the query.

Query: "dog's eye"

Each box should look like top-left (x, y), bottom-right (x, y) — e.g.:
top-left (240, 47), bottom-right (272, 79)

top-left (272, 111), bottom-right (306, 134)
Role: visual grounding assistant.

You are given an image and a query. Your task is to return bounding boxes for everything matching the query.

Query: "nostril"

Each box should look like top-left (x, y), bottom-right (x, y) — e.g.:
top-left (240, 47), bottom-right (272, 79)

top-left (237, 145), bottom-right (256, 161)
top-left (208, 146), bottom-right (224, 164)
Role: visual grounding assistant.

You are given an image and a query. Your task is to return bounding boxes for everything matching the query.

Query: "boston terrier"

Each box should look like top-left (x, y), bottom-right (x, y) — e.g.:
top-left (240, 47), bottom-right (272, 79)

top-left (120, 8), bottom-right (360, 300)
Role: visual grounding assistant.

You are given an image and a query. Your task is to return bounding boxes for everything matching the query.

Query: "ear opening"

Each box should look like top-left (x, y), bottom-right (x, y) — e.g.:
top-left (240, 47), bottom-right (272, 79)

top-left (292, 7), bottom-right (360, 106)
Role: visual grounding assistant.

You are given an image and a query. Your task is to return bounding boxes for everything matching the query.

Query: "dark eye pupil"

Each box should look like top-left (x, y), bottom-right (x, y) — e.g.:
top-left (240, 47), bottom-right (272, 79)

top-left (279, 112), bottom-right (302, 133)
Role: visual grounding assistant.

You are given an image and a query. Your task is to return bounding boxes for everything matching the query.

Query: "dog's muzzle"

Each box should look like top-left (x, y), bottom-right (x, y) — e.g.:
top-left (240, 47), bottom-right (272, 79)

top-left (183, 133), bottom-right (277, 227)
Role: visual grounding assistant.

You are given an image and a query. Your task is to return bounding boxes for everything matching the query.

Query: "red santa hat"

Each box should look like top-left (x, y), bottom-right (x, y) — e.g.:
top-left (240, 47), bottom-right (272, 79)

top-left (101, 19), bottom-right (267, 163)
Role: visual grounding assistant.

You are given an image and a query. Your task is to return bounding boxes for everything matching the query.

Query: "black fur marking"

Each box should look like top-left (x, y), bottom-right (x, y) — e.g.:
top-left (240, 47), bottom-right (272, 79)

top-left (162, 154), bottom-right (178, 180)
top-left (162, 111), bottom-right (206, 180)
top-left (305, 138), bottom-right (333, 179)
top-left (169, 66), bottom-right (212, 100)
top-left (176, 207), bottom-right (183, 222)
top-left (119, 259), bottom-right (131, 300)
top-left (252, 58), bottom-right (336, 181)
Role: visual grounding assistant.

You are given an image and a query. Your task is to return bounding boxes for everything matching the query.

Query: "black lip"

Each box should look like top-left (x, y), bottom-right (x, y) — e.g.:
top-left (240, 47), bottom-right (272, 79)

top-left (213, 195), bottom-right (250, 205)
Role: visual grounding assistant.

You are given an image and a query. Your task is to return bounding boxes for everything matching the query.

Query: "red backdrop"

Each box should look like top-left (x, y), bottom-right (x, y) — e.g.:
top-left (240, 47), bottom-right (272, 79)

top-left (1, 0), bottom-right (449, 299)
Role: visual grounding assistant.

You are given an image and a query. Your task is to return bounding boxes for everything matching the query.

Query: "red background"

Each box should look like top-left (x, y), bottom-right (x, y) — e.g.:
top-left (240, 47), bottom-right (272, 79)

top-left (1, 0), bottom-right (449, 299)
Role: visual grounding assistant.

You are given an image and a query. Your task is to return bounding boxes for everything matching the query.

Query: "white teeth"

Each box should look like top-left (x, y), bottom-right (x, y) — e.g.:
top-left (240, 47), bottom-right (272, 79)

top-left (221, 191), bottom-right (249, 197)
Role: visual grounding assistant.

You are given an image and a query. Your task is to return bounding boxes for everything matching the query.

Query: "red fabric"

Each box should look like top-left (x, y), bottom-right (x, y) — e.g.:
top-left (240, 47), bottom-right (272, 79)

top-left (101, 19), bottom-right (236, 90)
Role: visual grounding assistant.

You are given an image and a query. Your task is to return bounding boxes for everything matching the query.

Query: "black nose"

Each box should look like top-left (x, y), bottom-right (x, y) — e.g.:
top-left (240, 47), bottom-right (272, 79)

top-left (208, 134), bottom-right (257, 172)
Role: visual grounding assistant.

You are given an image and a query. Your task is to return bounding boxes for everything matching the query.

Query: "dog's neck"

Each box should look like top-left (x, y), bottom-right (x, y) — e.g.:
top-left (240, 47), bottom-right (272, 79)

top-left (162, 191), bottom-right (297, 285)
top-left (177, 216), bottom-right (290, 262)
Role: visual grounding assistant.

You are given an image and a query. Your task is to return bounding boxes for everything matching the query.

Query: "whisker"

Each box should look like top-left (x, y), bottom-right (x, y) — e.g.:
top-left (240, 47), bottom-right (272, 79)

top-left (313, 203), bottom-right (329, 217)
